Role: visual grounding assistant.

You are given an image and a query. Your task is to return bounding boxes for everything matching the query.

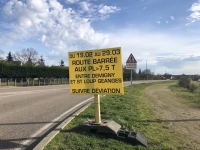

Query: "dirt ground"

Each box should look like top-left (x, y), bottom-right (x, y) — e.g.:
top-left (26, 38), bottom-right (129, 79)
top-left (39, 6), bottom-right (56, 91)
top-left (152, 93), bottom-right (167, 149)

top-left (146, 82), bottom-right (200, 149)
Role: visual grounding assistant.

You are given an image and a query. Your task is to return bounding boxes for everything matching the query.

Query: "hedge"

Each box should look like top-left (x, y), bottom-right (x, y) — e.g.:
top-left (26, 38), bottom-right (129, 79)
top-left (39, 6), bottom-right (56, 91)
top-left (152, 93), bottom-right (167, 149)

top-left (0, 62), bottom-right (69, 78)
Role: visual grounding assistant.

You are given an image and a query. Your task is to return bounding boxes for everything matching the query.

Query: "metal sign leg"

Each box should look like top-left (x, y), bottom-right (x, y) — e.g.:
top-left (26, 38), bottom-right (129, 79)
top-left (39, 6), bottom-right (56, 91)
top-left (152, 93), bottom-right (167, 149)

top-left (94, 94), bottom-right (101, 123)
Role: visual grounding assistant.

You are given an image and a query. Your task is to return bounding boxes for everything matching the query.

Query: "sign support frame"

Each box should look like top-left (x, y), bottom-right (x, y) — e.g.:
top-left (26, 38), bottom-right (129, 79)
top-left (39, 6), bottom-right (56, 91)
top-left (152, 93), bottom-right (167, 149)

top-left (94, 94), bottom-right (101, 123)
top-left (131, 69), bottom-right (132, 86)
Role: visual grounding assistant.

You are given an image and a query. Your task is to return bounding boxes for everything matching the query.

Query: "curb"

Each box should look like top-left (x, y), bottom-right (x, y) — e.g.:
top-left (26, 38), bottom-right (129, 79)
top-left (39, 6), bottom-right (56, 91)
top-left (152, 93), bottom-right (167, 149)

top-left (33, 101), bottom-right (93, 150)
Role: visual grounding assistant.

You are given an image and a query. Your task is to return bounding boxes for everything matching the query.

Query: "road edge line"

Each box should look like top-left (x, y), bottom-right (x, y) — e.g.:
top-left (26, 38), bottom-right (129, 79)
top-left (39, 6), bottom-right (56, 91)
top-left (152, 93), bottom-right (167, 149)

top-left (33, 97), bottom-right (93, 150)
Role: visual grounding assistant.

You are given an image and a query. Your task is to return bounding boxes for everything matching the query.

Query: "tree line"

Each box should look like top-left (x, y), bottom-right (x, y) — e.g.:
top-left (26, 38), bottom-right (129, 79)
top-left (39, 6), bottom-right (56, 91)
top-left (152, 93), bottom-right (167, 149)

top-left (0, 48), bottom-right (68, 78)
top-left (0, 48), bottom-right (65, 66)
top-left (123, 66), bottom-right (163, 80)
top-left (0, 62), bottom-right (69, 78)
top-left (0, 48), bottom-right (173, 80)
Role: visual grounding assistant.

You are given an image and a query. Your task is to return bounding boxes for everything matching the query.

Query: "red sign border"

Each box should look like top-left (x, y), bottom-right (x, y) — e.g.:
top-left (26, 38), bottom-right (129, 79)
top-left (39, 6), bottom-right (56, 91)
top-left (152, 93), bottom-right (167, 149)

top-left (126, 53), bottom-right (137, 63)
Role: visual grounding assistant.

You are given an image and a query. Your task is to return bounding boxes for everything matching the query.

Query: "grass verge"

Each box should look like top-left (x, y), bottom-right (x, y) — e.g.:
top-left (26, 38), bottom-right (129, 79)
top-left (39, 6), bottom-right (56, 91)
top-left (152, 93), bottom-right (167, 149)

top-left (169, 81), bottom-right (200, 106)
top-left (44, 81), bottom-right (187, 150)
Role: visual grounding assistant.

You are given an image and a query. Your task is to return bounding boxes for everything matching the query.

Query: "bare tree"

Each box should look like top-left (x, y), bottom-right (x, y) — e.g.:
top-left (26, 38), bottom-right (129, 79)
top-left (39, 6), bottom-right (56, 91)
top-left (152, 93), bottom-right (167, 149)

top-left (0, 49), bottom-right (4, 60)
top-left (14, 48), bottom-right (39, 65)
top-left (37, 55), bottom-right (45, 66)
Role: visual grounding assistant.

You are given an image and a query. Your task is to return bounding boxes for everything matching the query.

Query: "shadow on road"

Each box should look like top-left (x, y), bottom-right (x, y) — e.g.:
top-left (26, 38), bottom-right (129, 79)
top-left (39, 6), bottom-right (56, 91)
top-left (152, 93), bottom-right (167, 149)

top-left (0, 139), bottom-right (26, 149)
top-left (0, 120), bottom-right (66, 149)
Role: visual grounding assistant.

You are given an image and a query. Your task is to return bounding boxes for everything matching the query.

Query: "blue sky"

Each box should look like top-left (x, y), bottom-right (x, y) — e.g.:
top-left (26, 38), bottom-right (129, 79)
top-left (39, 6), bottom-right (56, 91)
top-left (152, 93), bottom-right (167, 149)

top-left (0, 0), bottom-right (200, 75)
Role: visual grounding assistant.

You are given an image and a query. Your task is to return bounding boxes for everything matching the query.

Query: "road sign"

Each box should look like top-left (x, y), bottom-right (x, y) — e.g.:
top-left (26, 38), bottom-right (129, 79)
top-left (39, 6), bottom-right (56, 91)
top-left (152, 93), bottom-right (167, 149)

top-left (68, 47), bottom-right (124, 95)
top-left (126, 53), bottom-right (137, 63)
top-left (126, 54), bottom-right (137, 70)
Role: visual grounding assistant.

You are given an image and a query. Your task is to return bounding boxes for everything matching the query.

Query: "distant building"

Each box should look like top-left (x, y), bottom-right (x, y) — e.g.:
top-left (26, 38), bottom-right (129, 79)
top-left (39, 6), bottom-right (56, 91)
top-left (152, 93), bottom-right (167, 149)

top-left (0, 60), bottom-right (22, 66)
top-left (170, 76), bottom-right (176, 80)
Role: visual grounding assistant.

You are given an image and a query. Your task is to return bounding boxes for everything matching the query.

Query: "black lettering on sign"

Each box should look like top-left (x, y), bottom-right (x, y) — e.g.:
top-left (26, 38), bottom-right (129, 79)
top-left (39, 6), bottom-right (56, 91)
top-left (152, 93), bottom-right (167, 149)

top-left (87, 65), bottom-right (102, 71)
top-left (77, 79), bottom-right (82, 84)
top-left (105, 65), bottom-right (109, 70)
top-left (92, 88), bottom-right (121, 94)
top-left (77, 52), bottom-right (84, 58)
top-left (102, 49), bottom-right (120, 56)
top-left (72, 89), bottom-right (90, 93)
top-left (102, 50), bottom-right (110, 56)
top-left (92, 73), bottom-right (115, 78)
top-left (98, 78), bottom-right (122, 83)
top-left (77, 52), bottom-right (93, 58)
top-left (75, 74), bottom-right (90, 78)
top-left (112, 48), bottom-right (120, 55)
top-left (75, 67), bottom-right (86, 72)
top-left (72, 59), bottom-right (91, 65)
top-left (84, 79), bottom-right (96, 83)
top-left (93, 57), bottom-right (117, 64)
top-left (95, 52), bottom-right (101, 56)
top-left (70, 80), bottom-right (76, 84)
top-left (84, 52), bottom-right (93, 57)
top-left (111, 65), bottom-right (115, 70)
top-left (88, 66), bottom-right (95, 71)
top-left (69, 54), bottom-right (75, 58)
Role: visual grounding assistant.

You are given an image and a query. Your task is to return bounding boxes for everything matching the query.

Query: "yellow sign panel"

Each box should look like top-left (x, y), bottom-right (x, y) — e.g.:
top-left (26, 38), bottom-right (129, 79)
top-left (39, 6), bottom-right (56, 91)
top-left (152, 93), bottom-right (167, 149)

top-left (68, 47), bottom-right (124, 95)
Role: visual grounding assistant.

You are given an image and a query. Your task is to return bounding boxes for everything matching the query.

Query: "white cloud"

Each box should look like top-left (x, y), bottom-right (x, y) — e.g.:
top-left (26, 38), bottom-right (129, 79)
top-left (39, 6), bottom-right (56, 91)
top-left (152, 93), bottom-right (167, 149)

top-left (1, 0), bottom-right (120, 56)
top-left (107, 28), bottom-right (200, 74)
top-left (187, 1), bottom-right (200, 24)
top-left (189, 11), bottom-right (200, 19)
top-left (156, 55), bottom-right (200, 69)
top-left (170, 16), bottom-right (174, 20)
top-left (79, 1), bottom-right (93, 12)
top-left (3, 0), bottom-right (49, 27)
top-left (166, 21), bottom-right (168, 23)
top-left (2, 0), bottom-right (199, 74)
top-left (66, 1), bottom-right (121, 21)
top-left (186, 20), bottom-right (195, 26)
top-left (98, 5), bottom-right (120, 15)
top-left (65, 0), bottom-right (79, 4)
top-left (26, 0), bottom-right (49, 13)
top-left (40, 35), bottom-right (46, 42)
top-left (190, 1), bottom-right (200, 12)
top-left (155, 55), bottom-right (200, 74)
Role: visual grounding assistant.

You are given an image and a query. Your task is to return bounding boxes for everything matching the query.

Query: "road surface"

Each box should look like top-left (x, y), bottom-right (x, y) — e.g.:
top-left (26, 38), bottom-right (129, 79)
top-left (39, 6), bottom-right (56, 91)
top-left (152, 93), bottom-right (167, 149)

top-left (0, 80), bottom-right (164, 149)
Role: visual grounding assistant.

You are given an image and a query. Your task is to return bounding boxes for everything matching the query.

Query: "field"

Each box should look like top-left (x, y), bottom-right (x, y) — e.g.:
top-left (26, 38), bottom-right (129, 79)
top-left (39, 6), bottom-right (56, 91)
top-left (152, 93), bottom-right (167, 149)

top-left (44, 81), bottom-right (200, 150)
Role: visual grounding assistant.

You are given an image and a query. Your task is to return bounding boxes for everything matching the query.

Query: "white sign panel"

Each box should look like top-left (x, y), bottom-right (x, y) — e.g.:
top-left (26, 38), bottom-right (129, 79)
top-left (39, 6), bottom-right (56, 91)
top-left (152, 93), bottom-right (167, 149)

top-left (126, 63), bottom-right (137, 70)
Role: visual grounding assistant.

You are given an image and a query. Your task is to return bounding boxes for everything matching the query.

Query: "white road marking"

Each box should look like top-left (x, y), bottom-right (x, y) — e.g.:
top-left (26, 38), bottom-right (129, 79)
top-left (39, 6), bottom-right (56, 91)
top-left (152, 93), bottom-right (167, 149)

top-left (15, 96), bottom-right (94, 150)
top-left (0, 88), bottom-right (70, 98)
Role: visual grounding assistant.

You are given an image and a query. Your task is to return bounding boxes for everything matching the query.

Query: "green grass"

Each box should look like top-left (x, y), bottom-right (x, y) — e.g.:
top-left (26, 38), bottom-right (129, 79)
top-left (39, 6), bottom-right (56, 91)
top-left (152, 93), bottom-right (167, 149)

top-left (44, 81), bottom-right (187, 150)
top-left (169, 81), bottom-right (200, 106)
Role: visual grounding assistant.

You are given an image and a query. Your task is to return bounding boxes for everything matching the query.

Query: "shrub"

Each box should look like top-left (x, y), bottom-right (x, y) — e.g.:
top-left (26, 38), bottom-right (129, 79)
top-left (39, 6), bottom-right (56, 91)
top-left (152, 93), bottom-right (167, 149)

top-left (178, 75), bottom-right (190, 88)
top-left (188, 83), bottom-right (198, 92)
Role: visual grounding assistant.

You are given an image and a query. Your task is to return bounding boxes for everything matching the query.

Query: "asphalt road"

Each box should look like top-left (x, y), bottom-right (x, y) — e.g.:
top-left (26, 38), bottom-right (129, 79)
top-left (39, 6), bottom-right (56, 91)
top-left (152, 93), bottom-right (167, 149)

top-left (0, 80), bottom-right (164, 150)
